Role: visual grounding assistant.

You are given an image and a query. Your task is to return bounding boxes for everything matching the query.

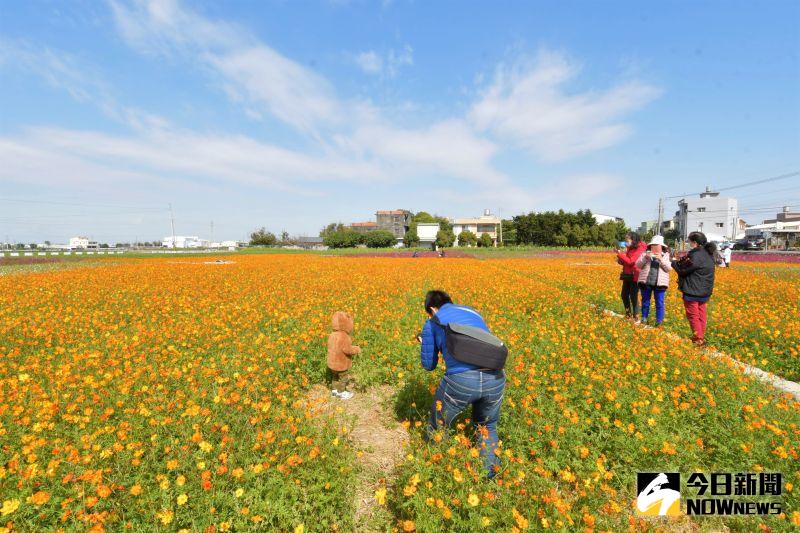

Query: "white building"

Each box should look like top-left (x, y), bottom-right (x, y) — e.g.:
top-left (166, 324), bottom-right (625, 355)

top-left (416, 223), bottom-right (440, 248)
top-left (452, 209), bottom-right (501, 246)
top-left (593, 213), bottom-right (624, 225)
top-left (676, 187), bottom-right (738, 240)
top-left (162, 236), bottom-right (209, 249)
top-left (69, 236), bottom-right (98, 249)
top-left (638, 220), bottom-right (657, 234)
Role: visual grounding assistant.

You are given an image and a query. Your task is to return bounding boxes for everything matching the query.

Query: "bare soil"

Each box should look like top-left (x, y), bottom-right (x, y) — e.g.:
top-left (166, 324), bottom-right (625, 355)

top-left (305, 384), bottom-right (409, 531)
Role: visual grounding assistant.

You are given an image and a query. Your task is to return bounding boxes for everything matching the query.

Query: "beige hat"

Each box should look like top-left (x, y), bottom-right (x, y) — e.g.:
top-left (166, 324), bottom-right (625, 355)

top-left (648, 235), bottom-right (665, 247)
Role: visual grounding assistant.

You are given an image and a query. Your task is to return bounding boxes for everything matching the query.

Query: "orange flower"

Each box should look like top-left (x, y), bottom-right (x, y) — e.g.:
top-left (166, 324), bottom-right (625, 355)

top-left (29, 491), bottom-right (50, 505)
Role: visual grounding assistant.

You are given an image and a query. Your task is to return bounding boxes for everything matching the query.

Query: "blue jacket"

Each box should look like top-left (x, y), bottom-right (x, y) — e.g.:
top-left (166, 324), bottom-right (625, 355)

top-left (420, 303), bottom-right (490, 374)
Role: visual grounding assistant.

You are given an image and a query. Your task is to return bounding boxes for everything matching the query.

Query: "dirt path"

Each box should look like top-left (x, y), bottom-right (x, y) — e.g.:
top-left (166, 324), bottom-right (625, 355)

top-left (305, 384), bottom-right (409, 531)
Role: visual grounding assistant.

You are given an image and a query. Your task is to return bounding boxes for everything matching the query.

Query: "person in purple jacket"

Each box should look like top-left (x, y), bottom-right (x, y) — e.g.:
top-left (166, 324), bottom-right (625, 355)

top-left (417, 290), bottom-right (505, 477)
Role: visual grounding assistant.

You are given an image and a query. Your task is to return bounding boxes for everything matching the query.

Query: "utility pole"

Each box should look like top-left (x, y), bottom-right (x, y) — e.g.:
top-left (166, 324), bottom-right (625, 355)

top-left (498, 207), bottom-right (503, 246)
top-left (169, 203), bottom-right (176, 249)
top-left (656, 197), bottom-right (664, 235)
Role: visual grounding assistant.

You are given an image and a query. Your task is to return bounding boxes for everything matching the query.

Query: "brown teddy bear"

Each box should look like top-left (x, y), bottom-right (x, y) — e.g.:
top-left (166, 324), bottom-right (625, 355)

top-left (327, 311), bottom-right (361, 399)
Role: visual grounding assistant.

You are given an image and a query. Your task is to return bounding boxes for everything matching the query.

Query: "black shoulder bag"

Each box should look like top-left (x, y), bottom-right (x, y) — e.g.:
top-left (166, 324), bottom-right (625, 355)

top-left (431, 315), bottom-right (508, 370)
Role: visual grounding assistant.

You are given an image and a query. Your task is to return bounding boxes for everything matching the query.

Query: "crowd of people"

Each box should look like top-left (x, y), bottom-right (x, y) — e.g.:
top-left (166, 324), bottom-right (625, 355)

top-left (616, 230), bottom-right (718, 345)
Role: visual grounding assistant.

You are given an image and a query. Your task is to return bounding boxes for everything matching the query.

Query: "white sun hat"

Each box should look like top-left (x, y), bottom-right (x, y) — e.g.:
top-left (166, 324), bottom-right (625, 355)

top-left (648, 235), bottom-right (665, 247)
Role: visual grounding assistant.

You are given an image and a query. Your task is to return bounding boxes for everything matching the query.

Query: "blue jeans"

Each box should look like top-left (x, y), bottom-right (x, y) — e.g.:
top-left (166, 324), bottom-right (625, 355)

top-left (426, 370), bottom-right (505, 476)
top-left (640, 285), bottom-right (667, 324)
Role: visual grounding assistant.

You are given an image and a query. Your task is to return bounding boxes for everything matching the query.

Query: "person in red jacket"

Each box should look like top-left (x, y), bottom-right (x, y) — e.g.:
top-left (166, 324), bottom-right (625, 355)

top-left (616, 232), bottom-right (646, 321)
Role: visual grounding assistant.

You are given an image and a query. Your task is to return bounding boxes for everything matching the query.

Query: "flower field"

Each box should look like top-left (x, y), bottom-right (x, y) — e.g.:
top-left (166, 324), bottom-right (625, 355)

top-left (515, 254), bottom-right (800, 382)
top-left (1, 254), bottom-right (798, 531)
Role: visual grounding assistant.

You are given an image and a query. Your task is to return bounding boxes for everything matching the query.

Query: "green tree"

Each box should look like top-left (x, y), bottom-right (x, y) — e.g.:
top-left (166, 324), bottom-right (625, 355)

top-left (500, 219), bottom-right (516, 245)
top-left (280, 231), bottom-right (290, 243)
top-left (435, 229), bottom-right (455, 248)
top-left (319, 222), bottom-right (346, 237)
top-left (250, 227), bottom-right (277, 246)
top-left (365, 230), bottom-right (396, 248)
top-left (323, 229), bottom-right (364, 248)
top-left (457, 230), bottom-right (477, 247)
top-left (478, 232), bottom-right (493, 247)
top-left (409, 212), bottom-right (452, 233)
top-left (403, 229), bottom-right (419, 248)
top-left (663, 228), bottom-right (680, 248)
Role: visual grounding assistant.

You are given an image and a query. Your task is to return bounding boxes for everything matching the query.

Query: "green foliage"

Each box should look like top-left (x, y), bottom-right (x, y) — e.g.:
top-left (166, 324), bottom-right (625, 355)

top-left (319, 222), bottom-right (346, 237)
top-left (322, 229), bottom-right (365, 248)
top-left (500, 219), bottom-right (516, 245)
top-left (409, 212), bottom-right (452, 233)
top-left (457, 230), bottom-right (477, 247)
top-left (663, 228), bottom-right (680, 248)
top-left (403, 229), bottom-right (420, 248)
top-left (478, 232), bottom-right (493, 247)
top-left (249, 227), bottom-right (278, 246)
top-left (513, 210), bottom-right (629, 247)
top-left (364, 230), bottom-right (397, 248)
top-left (435, 229), bottom-right (455, 248)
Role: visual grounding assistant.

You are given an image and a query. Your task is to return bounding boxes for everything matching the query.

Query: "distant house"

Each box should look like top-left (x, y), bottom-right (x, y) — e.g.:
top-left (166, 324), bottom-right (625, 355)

top-left (452, 209), bottom-right (501, 246)
top-left (350, 221), bottom-right (378, 234)
top-left (295, 236), bottom-right (327, 250)
top-left (376, 209), bottom-right (411, 240)
top-left (676, 187), bottom-right (739, 240)
top-left (638, 220), bottom-right (657, 234)
top-left (69, 236), bottom-right (98, 249)
top-left (162, 236), bottom-right (209, 248)
top-left (745, 207), bottom-right (800, 247)
top-left (593, 213), bottom-right (624, 225)
top-left (416, 223), bottom-right (440, 248)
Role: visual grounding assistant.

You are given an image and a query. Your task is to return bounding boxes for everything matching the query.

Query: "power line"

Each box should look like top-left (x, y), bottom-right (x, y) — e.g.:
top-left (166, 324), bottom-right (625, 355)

top-left (663, 170), bottom-right (800, 199)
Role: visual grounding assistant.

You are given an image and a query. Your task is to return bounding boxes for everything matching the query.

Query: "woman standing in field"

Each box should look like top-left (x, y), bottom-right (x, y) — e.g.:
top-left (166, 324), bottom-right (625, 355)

top-left (671, 232), bottom-right (716, 346)
top-left (616, 232), bottom-right (646, 321)
top-left (635, 235), bottom-right (672, 327)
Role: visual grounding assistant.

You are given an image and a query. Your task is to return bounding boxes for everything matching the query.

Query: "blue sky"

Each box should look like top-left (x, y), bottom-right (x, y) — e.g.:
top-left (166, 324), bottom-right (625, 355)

top-left (1, 0), bottom-right (798, 243)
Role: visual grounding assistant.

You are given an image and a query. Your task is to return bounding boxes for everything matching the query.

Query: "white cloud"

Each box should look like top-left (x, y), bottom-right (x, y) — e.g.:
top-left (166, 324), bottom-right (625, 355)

top-left (109, 0), bottom-right (342, 134)
top-left (0, 38), bottom-right (168, 132)
top-left (470, 50), bottom-right (661, 161)
top-left (0, 126), bottom-right (388, 194)
top-left (2, 2), bottom-right (658, 227)
top-left (347, 119), bottom-right (505, 185)
top-left (354, 45), bottom-right (413, 77)
top-left (541, 174), bottom-right (624, 202)
top-left (355, 51), bottom-right (383, 75)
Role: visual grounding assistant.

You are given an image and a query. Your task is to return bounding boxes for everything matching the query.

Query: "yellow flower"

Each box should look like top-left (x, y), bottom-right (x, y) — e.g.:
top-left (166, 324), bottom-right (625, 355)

top-left (235, 488), bottom-right (244, 498)
top-left (1, 499), bottom-right (20, 516)
top-left (130, 484), bottom-right (142, 496)
top-left (467, 493), bottom-right (480, 506)
top-left (157, 509), bottom-right (174, 525)
top-left (177, 493), bottom-right (188, 505)
top-left (294, 525), bottom-right (304, 533)
top-left (176, 475), bottom-right (186, 486)
top-left (199, 441), bottom-right (212, 453)
top-left (374, 487), bottom-right (386, 506)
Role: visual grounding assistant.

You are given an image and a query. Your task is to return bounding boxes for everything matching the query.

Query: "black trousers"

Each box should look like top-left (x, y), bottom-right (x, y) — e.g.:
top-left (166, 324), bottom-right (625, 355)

top-left (620, 279), bottom-right (640, 316)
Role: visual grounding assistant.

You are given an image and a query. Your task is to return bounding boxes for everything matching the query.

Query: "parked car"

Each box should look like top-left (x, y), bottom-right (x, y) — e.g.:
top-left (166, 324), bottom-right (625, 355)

top-left (733, 239), bottom-right (763, 250)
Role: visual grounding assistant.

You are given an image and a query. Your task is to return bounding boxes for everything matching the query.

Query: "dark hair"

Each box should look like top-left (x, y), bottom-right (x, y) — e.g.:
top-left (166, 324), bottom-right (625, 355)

top-left (627, 232), bottom-right (641, 246)
top-left (688, 231), bottom-right (717, 256)
top-left (424, 290), bottom-right (452, 315)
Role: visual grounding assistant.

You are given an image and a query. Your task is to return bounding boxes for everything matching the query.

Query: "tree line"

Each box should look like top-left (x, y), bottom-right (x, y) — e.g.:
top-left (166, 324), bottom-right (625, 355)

top-left (250, 209), bottom-right (630, 248)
